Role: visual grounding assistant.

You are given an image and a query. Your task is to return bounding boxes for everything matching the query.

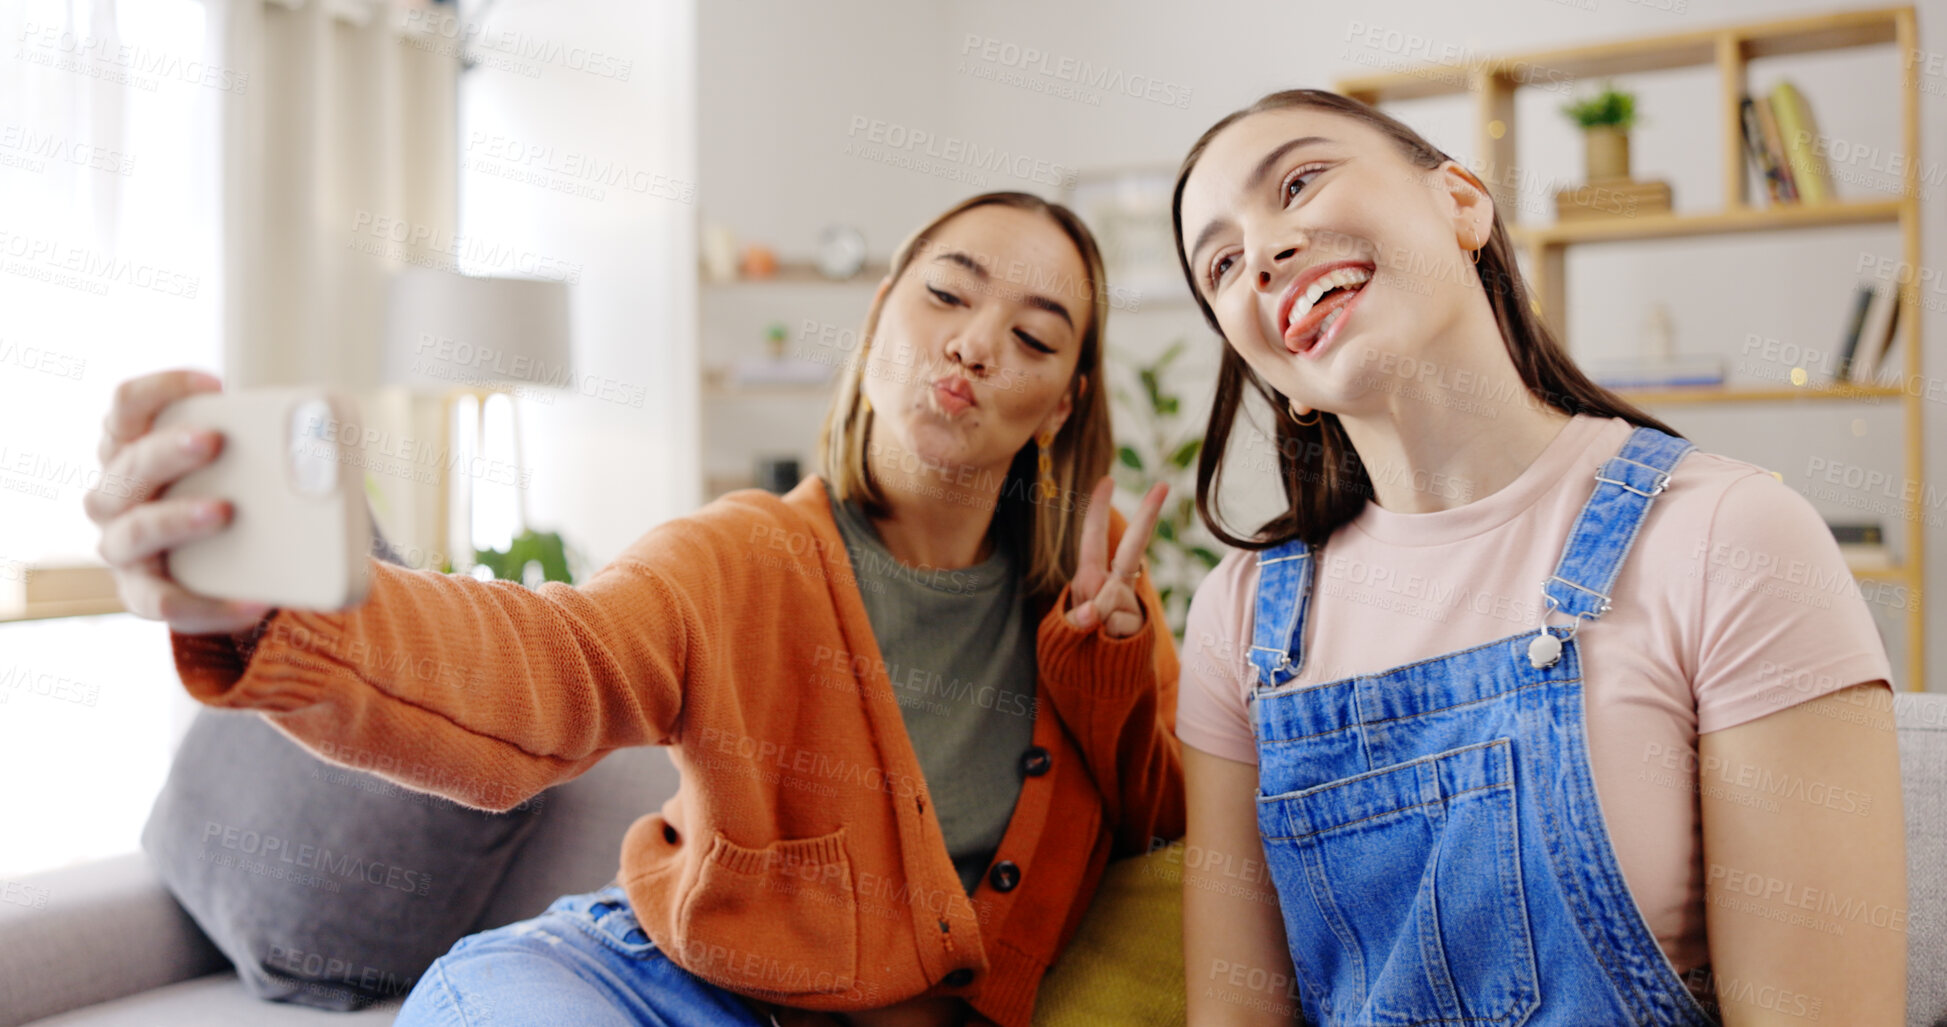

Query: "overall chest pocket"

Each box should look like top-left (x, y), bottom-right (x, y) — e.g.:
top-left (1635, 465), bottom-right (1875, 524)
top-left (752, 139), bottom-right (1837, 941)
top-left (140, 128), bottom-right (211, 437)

top-left (1257, 738), bottom-right (1540, 1027)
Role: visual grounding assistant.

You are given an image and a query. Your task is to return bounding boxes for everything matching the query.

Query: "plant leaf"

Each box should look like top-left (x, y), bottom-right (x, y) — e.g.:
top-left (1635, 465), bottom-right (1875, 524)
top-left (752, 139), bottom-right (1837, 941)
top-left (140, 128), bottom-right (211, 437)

top-left (1191, 546), bottom-right (1221, 569)
top-left (1117, 445), bottom-right (1143, 470)
top-left (1168, 438), bottom-right (1201, 469)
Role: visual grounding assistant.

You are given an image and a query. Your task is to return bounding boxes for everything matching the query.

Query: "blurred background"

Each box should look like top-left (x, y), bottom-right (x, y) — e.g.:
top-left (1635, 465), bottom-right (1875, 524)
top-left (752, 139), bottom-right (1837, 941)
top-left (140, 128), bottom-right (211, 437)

top-left (1, 0), bottom-right (1940, 880)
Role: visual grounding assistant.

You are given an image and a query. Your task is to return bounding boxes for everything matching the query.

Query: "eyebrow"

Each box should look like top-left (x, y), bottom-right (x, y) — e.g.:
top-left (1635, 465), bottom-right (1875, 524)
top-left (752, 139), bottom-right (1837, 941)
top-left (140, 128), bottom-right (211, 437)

top-left (932, 251), bottom-right (1075, 329)
top-left (1187, 135), bottom-right (1336, 268)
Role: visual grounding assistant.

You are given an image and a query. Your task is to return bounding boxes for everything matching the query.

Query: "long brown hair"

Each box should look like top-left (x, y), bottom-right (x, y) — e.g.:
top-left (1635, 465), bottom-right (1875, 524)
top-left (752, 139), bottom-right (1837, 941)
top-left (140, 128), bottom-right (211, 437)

top-left (1172, 89), bottom-right (1679, 550)
top-left (817, 191), bottom-right (1113, 604)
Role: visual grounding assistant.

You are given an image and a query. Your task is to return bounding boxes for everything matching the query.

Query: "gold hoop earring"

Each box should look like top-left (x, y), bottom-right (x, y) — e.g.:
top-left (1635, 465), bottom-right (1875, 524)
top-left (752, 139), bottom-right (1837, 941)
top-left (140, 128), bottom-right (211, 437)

top-left (1035, 428), bottom-right (1057, 501)
top-left (1287, 399), bottom-right (1320, 427)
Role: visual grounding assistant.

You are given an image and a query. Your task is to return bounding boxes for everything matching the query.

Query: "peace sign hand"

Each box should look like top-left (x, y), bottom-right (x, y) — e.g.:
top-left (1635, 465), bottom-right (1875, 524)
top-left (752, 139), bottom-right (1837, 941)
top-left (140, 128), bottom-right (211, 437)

top-left (1065, 476), bottom-right (1169, 638)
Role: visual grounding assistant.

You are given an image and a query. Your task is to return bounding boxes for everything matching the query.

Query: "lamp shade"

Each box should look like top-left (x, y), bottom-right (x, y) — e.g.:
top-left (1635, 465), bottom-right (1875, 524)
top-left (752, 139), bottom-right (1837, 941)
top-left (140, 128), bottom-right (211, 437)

top-left (382, 266), bottom-right (572, 392)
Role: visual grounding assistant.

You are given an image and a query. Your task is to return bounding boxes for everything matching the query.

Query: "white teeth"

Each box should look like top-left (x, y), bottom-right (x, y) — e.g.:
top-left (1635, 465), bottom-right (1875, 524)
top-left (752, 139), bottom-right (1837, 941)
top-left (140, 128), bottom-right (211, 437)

top-left (1287, 266), bottom-right (1373, 331)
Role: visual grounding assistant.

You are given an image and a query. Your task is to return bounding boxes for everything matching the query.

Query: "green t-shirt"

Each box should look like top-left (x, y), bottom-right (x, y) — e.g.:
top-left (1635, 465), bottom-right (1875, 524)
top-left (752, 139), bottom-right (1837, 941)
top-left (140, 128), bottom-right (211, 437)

top-left (826, 484), bottom-right (1037, 895)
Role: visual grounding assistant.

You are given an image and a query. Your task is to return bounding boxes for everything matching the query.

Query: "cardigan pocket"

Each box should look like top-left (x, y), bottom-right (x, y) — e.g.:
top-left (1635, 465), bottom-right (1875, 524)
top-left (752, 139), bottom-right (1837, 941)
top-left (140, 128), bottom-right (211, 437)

top-left (675, 827), bottom-right (861, 998)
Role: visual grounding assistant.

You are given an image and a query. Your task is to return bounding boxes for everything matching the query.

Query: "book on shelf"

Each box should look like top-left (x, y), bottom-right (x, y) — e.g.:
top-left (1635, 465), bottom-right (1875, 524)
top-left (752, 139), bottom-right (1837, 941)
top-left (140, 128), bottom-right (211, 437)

top-left (1582, 356), bottom-right (1725, 390)
top-left (1850, 282), bottom-right (1904, 384)
top-left (1739, 96), bottom-right (1794, 205)
top-left (1769, 80), bottom-right (1833, 204)
top-left (1834, 283), bottom-right (1876, 381)
top-left (1828, 521), bottom-right (1893, 572)
top-left (1749, 92), bottom-right (1799, 203)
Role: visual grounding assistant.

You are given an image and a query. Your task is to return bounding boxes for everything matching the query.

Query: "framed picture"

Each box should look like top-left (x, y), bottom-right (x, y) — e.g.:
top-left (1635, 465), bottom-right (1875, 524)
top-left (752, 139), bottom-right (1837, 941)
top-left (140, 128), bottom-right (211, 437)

top-left (1064, 167), bottom-right (1190, 309)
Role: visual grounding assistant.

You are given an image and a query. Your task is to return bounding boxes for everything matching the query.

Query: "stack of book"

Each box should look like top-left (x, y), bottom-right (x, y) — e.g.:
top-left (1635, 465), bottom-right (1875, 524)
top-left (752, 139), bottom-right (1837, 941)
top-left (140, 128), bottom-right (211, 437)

top-left (1740, 80), bottom-right (1834, 206)
top-left (1833, 280), bottom-right (1906, 384)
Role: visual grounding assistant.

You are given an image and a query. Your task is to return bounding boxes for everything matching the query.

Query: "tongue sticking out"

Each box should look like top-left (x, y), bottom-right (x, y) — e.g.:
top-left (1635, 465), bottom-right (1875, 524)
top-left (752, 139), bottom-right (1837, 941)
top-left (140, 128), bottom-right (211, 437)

top-left (1286, 282), bottom-right (1365, 352)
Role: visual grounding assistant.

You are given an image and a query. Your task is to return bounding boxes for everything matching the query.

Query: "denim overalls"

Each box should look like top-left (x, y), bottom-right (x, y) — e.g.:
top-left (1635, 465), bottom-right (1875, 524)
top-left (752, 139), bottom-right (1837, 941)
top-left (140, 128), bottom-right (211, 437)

top-left (1247, 427), bottom-right (1716, 1025)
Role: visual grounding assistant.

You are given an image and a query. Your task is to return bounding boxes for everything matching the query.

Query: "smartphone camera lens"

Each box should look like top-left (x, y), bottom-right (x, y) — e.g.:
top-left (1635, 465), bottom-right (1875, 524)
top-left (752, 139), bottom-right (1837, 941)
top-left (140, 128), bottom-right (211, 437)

top-left (289, 399), bottom-right (339, 497)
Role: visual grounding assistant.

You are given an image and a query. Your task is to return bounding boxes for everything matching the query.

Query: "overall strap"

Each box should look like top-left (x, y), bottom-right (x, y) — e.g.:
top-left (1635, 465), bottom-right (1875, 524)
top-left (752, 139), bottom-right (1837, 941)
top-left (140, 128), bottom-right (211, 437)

top-left (1248, 538), bottom-right (1314, 688)
top-left (1543, 426), bottom-right (1694, 623)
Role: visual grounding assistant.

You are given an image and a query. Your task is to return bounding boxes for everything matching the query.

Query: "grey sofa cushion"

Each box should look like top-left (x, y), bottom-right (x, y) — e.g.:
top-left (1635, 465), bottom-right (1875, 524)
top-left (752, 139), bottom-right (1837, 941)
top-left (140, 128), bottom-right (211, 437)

top-left (137, 523), bottom-right (546, 1011)
top-left (1897, 692), bottom-right (1947, 1027)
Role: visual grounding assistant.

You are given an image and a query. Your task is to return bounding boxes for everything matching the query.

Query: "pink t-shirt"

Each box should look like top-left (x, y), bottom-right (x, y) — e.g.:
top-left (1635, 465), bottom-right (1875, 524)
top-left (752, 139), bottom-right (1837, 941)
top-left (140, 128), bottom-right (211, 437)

top-left (1178, 414), bottom-right (1893, 976)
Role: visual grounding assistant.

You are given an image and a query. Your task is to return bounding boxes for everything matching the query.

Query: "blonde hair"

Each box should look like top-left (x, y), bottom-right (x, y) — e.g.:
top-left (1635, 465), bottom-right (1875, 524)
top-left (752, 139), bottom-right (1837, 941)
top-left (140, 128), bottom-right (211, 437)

top-left (817, 192), bottom-right (1113, 605)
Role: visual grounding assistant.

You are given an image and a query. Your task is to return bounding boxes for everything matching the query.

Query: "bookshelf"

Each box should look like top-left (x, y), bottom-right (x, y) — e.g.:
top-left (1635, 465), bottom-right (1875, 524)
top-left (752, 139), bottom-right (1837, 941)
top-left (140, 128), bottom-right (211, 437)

top-left (1340, 6), bottom-right (1928, 691)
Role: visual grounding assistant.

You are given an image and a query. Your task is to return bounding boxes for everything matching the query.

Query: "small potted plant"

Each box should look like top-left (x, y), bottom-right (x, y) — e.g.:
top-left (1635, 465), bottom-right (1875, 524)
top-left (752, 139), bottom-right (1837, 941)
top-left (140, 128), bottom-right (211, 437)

top-left (1562, 82), bottom-right (1638, 182)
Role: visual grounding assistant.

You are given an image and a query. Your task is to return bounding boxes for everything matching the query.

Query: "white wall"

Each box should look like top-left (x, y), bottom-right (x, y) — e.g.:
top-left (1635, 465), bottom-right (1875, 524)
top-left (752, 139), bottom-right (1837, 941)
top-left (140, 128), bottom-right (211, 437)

top-left (459, 0), bottom-right (697, 566)
top-left (698, 0), bottom-right (1946, 690)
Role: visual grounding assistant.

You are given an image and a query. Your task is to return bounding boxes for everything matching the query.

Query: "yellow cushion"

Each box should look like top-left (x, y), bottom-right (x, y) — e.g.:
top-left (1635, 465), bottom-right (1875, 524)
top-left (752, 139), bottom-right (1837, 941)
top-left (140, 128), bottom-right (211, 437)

top-left (1032, 841), bottom-right (1187, 1026)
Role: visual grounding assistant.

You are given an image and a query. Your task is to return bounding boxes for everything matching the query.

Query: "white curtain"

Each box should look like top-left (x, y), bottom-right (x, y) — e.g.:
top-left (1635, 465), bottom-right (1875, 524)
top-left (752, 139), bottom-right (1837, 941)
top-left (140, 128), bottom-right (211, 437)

top-left (204, 0), bottom-right (460, 553)
top-left (0, 0), bottom-right (224, 562)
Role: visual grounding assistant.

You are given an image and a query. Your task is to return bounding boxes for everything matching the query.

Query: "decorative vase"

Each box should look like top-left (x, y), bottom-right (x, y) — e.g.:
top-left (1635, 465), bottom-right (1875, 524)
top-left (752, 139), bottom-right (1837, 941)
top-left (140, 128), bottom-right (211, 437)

top-left (1584, 126), bottom-right (1631, 182)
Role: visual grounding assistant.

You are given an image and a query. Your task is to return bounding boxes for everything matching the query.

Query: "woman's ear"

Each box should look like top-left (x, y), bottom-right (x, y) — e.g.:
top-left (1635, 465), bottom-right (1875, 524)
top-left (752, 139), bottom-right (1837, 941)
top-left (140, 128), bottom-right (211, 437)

top-left (1440, 161), bottom-right (1494, 251)
top-left (1040, 387), bottom-right (1076, 440)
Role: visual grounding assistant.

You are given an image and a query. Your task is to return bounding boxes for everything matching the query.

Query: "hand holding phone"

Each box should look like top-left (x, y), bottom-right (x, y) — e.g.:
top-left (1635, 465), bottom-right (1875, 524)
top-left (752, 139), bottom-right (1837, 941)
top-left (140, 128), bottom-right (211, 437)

top-left (86, 370), bottom-right (373, 635)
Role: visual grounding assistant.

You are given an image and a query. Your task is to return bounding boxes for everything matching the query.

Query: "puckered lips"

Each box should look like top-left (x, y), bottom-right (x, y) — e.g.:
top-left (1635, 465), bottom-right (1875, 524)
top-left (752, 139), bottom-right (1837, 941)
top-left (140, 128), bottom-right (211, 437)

top-left (1277, 260), bottom-right (1375, 359)
top-left (932, 374), bottom-right (977, 415)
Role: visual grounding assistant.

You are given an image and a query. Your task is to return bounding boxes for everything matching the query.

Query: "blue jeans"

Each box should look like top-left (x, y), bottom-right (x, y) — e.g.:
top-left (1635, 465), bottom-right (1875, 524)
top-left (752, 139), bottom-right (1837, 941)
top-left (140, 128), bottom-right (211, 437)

top-left (396, 884), bottom-right (771, 1027)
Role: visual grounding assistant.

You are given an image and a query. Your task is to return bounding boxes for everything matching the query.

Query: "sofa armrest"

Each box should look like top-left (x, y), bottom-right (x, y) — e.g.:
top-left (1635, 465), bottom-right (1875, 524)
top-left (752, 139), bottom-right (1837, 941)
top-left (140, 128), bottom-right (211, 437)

top-left (0, 852), bottom-right (228, 1027)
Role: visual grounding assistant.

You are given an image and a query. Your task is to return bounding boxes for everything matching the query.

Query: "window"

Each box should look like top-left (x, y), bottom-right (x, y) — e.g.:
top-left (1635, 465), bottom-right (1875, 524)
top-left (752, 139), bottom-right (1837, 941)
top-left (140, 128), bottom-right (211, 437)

top-left (0, 0), bottom-right (223, 877)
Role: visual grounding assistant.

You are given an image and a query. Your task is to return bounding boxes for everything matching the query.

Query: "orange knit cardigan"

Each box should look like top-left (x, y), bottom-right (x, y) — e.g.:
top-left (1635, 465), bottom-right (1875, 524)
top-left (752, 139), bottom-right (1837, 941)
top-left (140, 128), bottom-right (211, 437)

top-left (169, 476), bottom-right (1185, 1026)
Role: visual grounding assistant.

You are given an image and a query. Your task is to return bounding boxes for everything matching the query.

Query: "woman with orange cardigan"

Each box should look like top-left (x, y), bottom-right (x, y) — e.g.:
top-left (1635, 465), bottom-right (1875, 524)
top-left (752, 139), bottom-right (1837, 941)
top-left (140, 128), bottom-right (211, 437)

top-left (85, 192), bottom-right (1185, 1027)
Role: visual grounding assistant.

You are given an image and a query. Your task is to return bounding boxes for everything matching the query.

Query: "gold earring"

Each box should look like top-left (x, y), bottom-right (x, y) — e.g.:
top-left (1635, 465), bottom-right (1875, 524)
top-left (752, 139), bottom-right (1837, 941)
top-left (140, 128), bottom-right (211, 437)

top-left (1035, 428), bottom-right (1057, 501)
top-left (1470, 245), bottom-right (1482, 265)
top-left (1287, 399), bottom-right (1320, 427)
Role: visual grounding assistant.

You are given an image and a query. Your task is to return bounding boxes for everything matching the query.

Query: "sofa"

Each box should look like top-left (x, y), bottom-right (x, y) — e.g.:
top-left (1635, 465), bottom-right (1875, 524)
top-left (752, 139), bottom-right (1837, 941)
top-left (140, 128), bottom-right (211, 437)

top-left (4, 694), bottom-right (1944, 1026)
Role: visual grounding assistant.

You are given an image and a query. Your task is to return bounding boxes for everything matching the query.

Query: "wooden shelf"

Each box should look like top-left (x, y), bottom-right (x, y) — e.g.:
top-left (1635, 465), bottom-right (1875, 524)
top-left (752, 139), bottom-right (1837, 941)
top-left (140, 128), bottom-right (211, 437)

top-left (1512, 198), bottom-right (1904, 246)
top-left (1338, 6), bottom-right (1905, 103)
top-left (699, 260), bottom-right (888, 286)
top-left (1342, 4), bottom-right (1928, 691)
top-left (1847, 558), bottom-right (1910, 583)
top-left (1616, 383), bottom-right (1903, 405)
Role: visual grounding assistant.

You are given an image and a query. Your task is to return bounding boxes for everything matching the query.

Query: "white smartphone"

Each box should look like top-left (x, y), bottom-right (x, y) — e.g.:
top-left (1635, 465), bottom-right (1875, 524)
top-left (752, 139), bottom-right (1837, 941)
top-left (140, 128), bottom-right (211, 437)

top-left (152, 387), bottom-right (373, 611)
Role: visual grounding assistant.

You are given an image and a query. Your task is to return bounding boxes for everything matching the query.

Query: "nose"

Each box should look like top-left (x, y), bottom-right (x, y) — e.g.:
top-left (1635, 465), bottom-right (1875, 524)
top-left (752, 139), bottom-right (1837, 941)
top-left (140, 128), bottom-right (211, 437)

top-left (944, 312), bottom-right (1005, 376)
top-left (1254, 244), bottom-right (1301, 292)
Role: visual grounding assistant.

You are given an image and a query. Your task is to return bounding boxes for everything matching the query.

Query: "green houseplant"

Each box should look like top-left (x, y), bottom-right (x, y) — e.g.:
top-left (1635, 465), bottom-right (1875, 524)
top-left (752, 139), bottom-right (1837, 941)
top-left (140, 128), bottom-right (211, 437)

top-left (1110, 340), bottom-right (1221, 641)
top-left (1562, 82), bottom-right (1639, 182)
top-left (473, 529), bottom-right (575, 586)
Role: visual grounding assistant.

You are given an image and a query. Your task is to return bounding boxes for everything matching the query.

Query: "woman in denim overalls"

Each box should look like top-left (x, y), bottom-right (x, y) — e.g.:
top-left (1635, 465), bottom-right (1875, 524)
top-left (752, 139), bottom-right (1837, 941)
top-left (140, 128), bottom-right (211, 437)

top-left (1168, 90), bottom-right (1907, 1025)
